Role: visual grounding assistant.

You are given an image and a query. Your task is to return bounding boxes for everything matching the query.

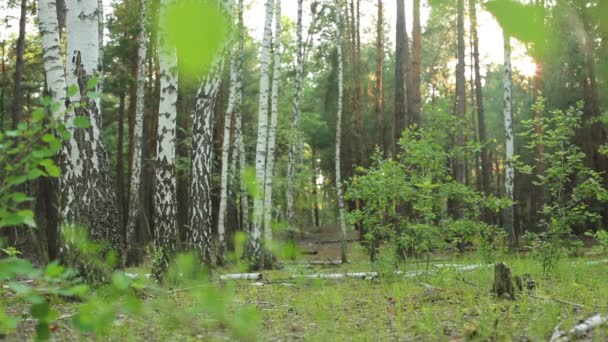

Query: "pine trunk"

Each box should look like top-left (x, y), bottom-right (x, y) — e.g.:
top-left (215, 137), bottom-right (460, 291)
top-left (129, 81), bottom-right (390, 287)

top-left (394, 0), bottom-right (406, 150)
top-left (454, 0), bottom-right (467, 186)
top-left (11, 0), bottom-right (27, 130)
top-left (411, 0), bottom-right (421, 126)
top-left (375, 0), bottom-right (385, 152)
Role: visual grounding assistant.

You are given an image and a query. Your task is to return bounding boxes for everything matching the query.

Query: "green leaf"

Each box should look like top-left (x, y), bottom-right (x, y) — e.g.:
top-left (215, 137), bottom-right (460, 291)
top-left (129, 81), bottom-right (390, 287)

top-left (30, 302), bottom-right (50, 320)
top-left (164, 0), bottom-right (230, 78)
top-left (73, 117), bottom-right (91, 129)
top-left (87, 76), bottom-right (98, 90)
top-left (35, 321), bottom-right (50, 341)
top-left (32, 109), bottom-right (46, 122)
top-left (68, 84), bottom-right (79, 97)
top-left (112, 272), bottom-right (130, 291)
top-left (11, 192), bottom-right (33, 204)
top-left (45, 262), bottom-right (64, 278)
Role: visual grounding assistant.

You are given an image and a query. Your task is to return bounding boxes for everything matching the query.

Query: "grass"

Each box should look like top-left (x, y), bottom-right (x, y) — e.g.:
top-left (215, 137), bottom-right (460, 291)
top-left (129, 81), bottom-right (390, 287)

top-left (3, 247), bottom-right (608, 341)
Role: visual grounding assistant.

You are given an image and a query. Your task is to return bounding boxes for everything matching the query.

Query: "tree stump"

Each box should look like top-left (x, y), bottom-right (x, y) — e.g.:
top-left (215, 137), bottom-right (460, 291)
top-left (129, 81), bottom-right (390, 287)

top-left (493, 262), bottom-right (515, 299)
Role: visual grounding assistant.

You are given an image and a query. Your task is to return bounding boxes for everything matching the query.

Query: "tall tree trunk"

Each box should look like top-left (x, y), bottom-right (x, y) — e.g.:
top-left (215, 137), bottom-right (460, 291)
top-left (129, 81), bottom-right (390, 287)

top-left (335, 2), bottom-right (348, 264)
top-left (502, 31), bottom-right (515, 241)
top-left (411, 0), bottom-right (422, 126)
top-left (0, 38), bottom-right (6, 130)
top-left (57, 0), bottom-right (122, 273)
top-left (375, 0), bottom-right (385, 152)
top-left (470, 0), bottom-right (491, 218)
top-left (250, 0), bottom-right (275, 269)
top-left (38, 0), bottom-right (67, 262)
top-left (125, 0), bottom-right (148, 264)
top-left (263, 0), bottom-right (281, 254)
top-left (11, 0), bottom-right (27, 130)
top-left (218, 0), bottom-right (242, 264)
top-left (188, 2), bottom-right (231, 265)
top-left (116, 92), bottom-right (126, 260)
top-left (154, 0), bottom-right (179, 273)
top-left (394, 0), bottom-right (406, 151)
top-left (454, 0), bottom-right (466, 185)
top-left (286, 0), bottom-right (303, 230)
top-left (229, 0), bottom-right (248, 234)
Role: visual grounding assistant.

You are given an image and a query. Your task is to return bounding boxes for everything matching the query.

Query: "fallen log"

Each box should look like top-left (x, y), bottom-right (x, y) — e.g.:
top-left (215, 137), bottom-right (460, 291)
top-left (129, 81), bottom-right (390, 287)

top-left (219, 273), bottom-right (263, 281)
top-left (291, 272), bottom-right (378, 280)
top-left (550, 313), bottom-right (608, 342)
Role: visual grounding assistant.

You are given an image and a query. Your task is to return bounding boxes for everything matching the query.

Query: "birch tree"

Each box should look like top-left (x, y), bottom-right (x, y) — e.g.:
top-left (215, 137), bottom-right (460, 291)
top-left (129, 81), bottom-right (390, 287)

top-left (263, 0), bottom-right (281, 248)
top-left (187, 1), bottom-right (231, 265)
top-left (218, 0), bottom-right (240, 264)
top-left (154, 0), bottom-right (179, 269)
top-left (230, 0), bottom-right (249, 233)
top-left (503, 31), bottom-right (515, 239)
top-left (335, 2), bottom-right (347, 264)
top-left (250, 0), bottom-right (275, 269)
top-left (62, 0), bottom-right (121, 253)
top-left (286, 0), bottom-right (303, 229)
top-left (125, 0), bottom-right (148, 263)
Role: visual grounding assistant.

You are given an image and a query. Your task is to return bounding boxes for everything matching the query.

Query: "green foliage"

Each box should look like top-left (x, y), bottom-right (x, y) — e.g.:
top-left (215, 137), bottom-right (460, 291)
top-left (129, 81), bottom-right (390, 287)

top-left (484, 0), bottom-right (546, 57)
top-left (0, 103), bottom-right (67, 229)
top-left (586, 230), bottom-right (608, 252)
top-left (346, 110), bottom-right (511, 262)
top-left (520, 99), bottom-right (608, 274)
top-left (164, 0), bottom-right (230, 78)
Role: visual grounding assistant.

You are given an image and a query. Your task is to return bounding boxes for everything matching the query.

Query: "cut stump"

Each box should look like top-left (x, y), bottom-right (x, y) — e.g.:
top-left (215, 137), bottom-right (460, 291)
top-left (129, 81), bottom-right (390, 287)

top-left (493, 262), bottom-right (515, 299)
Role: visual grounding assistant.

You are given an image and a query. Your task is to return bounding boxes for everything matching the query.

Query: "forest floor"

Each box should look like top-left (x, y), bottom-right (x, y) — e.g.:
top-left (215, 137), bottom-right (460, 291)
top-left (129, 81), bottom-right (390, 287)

top-left (3, 225), bottom-right (608, 341)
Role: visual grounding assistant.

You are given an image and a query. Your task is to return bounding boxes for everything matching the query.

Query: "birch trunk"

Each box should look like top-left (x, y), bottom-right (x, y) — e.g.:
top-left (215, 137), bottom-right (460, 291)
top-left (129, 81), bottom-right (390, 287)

top-left (188, 1), bottom-right (231, 264)
top-left (228, 0), bottom-right (248, 233)
top-left (286, 0), bottom-right (303, 229)
top-left (38, 0), bottom-right (67, 117)
top-left (263, 0), bottom-right (281, 248)
top-left (66, 0), bottom-right (120, 243)
top-left (125, 0), bottom-right (148, 263)
top-left (155, 0), bottom-right (179, 269)
top-left (502, 31), bottom-right (515, 240)
top-left (250, 0), bottom-right (275, 269)
top-left (335, 2), bottom-right (348, 264)
top-left (218, 1), bottom-right (239, 263)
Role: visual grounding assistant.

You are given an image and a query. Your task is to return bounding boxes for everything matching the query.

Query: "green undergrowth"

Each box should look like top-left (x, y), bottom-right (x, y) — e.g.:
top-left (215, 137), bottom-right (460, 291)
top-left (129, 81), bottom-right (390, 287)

top-left (3, 252), bottom-right (608, 341)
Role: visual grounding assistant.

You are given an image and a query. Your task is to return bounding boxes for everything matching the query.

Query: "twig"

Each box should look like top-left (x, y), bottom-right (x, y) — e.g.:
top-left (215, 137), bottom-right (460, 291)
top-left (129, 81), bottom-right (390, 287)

top-left (527, 294), bottom-right (608, 309)
top-left (457, 277), bottom-right (478, 287)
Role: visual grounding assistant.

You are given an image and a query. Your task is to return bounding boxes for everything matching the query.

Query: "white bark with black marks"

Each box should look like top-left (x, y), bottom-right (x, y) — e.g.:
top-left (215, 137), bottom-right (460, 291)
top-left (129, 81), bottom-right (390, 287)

top-left (335, 3), bottom-right (347, 264)
top-left (286, 0), bottom-right (303, 228)
top-left (503, 31), bottom-right (515, 237)
top-left (250, 0), bottom-right (275, 268)
top-left (126, 0), bottom-right (148, 260)
top-left (188, 0), bottom-right (232, 264)
top-left (263, 0), bottom-right (281, 247)
top-left (155, 0), bottom-right (179, 259)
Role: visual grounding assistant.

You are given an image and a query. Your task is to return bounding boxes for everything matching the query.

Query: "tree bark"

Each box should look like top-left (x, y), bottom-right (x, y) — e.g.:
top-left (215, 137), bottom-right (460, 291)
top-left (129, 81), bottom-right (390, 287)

top-left (374, 0), bottom-right (385, 152)
top-left (454, 0), bottom-right (467, 185)
top-left (11, 0), bottom-right (27, 130)
top-left (286, 0), bottom-right (303, 229)
top-left (470, 0), bottom-right (491, 220)
top-left (335, 2), bottom-right (348, 264)
top-left (263, 0), bottom-right (281, 253)
top-left (411, 0), bottom-right (422, 127)
top-left (503, 31), bottom-right (515, 241)
top-left (126, 0), bottom-right (148, 264)
top-left (394, 0), bottom-right (406, 150)
top-left (250, 0), bottom-right (275, 269)
top-left (155, 0), bottom-right (179, 272)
